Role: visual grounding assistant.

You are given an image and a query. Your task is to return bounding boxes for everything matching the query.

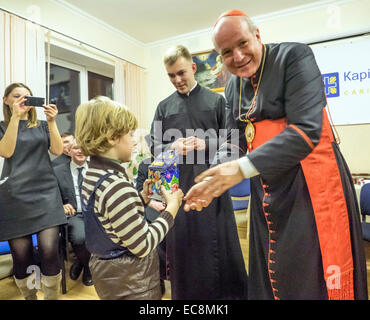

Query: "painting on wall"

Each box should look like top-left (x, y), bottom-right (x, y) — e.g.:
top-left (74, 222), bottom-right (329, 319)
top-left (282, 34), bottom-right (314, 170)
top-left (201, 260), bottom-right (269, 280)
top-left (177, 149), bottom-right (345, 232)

top-left (192, 50), bottom-right (231, 92)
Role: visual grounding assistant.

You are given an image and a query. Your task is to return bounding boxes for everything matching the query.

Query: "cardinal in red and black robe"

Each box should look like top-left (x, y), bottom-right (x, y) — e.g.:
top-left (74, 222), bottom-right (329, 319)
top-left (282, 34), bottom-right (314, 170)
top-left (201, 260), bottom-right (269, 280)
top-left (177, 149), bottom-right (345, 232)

top-left (185, 10), bottom-right (368, 300)
top-left (218, 41), bottom-right (368, 300)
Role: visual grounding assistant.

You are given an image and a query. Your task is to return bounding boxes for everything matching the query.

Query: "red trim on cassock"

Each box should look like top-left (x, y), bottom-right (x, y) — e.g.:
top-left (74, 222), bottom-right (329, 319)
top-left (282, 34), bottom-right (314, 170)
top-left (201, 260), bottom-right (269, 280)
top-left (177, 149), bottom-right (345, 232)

top-left (289, 124), bottom-right (315, 150)
top-left (250, 110), bottom-right (354, 300)
top-left (251, 118), bottom-right (286, 151)
top-left (260, 179), bottom-right (280, 300)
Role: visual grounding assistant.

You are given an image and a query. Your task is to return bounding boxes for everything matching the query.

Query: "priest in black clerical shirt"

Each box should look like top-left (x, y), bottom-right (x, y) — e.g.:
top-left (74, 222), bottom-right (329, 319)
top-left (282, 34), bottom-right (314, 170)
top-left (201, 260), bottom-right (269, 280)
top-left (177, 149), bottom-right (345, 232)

top-left (149, 44), bottom-right (248, 300)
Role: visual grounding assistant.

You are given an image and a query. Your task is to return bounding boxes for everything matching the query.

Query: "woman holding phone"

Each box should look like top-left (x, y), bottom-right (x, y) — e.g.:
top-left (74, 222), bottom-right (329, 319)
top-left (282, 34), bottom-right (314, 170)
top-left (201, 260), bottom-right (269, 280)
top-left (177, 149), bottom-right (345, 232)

top-left (0, 83), bottom-right (67, 300)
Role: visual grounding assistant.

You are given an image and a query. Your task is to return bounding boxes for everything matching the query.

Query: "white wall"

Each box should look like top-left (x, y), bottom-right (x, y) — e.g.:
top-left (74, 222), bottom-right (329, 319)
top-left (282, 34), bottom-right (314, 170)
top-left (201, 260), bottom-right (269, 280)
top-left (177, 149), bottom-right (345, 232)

top-left (0, 0), bottom-right (146, 174)
top-left (144, 0), bottom-right (370, 173)
top-left (0, 0), bottom-right (146, 68)
top-left (144, 31), bottom-right (216, 129)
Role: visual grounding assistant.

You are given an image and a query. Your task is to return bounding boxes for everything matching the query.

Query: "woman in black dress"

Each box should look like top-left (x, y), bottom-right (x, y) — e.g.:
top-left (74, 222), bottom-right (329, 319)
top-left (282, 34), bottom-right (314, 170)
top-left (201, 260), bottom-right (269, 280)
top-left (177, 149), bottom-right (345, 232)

top-left (0, 83), bottom-right (67, 299)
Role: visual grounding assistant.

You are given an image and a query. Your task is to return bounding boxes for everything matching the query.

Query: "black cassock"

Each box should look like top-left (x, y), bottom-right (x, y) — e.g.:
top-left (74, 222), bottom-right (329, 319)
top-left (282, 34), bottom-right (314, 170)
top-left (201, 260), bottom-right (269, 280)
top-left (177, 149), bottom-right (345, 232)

top-left (216, 42), bottom-right (368, 300)
top-left (150, 84), bottom-right (248, 300)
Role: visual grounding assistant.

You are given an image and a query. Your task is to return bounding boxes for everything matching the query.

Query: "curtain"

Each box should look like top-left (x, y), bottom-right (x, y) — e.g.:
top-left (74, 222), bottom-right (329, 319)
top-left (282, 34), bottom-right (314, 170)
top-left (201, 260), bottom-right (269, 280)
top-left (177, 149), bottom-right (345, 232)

top-left (0, 10), bottom-right (46, 172)
top-left (124, 62), bottom-right (146, 130)
top-left (114, 59), bottom-right (126, 106)
top-left (114, 59), bottom-right (149, 181)
top-left (0, 10), bottom-right (46, 120)
top-left (114, 59), bottom-right (147, 131)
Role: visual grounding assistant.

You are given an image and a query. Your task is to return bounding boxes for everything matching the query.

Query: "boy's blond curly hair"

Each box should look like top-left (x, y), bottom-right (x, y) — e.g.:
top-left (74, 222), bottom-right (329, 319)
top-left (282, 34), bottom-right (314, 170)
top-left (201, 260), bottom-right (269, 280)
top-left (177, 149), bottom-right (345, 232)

top-left (75, 96), bottom-right (137, 156)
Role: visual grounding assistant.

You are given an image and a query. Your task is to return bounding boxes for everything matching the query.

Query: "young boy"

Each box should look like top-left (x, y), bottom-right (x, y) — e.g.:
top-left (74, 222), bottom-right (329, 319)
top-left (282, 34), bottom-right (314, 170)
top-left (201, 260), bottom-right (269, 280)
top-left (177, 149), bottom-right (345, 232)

top-left (75, 96), bottom-right (183, 300)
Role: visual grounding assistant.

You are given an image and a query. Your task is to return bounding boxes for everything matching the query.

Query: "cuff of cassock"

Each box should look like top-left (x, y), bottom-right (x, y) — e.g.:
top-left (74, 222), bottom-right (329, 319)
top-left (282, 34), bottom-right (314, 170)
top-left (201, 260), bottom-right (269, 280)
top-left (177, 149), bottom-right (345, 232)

top-left (237, 156), bottom-right (260, 179)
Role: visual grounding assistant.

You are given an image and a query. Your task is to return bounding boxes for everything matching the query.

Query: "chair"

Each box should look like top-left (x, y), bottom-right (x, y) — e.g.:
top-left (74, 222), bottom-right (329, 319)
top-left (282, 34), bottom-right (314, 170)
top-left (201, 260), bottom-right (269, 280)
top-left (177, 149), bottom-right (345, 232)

top-left (229, 179), bottom-right (251, 275)
top-left (0, 234), bottom-right (38, 254)
top-left (229, 178), bottom-right (251, 210)
top-left (0, 240), bottom-right (12, 255)
top-left (229, 179), bottom-right (251, 239)
top-left (360, 183), bottom-right (370, 241)
top-left (59, 224), bottom-right (69, 294)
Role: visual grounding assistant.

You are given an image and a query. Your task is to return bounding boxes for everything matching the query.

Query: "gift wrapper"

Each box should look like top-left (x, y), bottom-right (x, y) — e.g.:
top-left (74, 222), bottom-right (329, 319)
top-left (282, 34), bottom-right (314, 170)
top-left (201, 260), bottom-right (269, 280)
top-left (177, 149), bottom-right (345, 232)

top-left (148, 151), bottom-right (179, 201)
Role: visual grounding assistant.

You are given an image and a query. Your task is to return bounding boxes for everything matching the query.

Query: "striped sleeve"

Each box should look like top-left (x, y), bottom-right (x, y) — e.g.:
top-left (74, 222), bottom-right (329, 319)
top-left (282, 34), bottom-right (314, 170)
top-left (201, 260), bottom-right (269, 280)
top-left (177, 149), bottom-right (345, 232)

top-left (98, 179), bottom-right (174, 258)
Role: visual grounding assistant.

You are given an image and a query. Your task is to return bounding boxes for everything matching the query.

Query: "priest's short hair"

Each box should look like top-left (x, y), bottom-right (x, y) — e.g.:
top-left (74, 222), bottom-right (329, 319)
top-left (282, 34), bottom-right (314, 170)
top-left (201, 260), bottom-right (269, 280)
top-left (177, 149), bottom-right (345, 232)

top-left (164, 45), bottom-right (192, 66)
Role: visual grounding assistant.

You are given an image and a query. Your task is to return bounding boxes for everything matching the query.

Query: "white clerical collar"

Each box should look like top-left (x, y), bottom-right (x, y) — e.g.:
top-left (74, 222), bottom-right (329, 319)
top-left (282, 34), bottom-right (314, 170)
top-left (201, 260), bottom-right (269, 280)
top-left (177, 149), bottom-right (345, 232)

top-left (186, 81), bottom-right (198, 96)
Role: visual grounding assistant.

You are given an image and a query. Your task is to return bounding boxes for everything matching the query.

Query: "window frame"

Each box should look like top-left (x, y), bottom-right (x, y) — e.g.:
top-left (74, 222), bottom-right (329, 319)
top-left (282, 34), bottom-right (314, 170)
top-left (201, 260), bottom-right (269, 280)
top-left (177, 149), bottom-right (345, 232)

top-left (48, 56), bottom-right (114, 104)
top-left (48, 57), bottom-right (88, 104)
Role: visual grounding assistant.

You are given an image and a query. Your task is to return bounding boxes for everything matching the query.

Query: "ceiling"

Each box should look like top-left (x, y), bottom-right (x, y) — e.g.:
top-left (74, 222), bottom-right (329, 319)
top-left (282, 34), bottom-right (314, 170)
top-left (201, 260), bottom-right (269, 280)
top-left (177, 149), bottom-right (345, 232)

top-left (60, 0), bottom-right (326, 44)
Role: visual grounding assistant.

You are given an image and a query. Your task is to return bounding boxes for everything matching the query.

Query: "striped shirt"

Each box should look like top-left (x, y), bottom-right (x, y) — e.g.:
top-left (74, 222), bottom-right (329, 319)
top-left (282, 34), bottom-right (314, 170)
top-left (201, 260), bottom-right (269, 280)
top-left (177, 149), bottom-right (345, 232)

top-left (81, 156), bottom-right (174, 258)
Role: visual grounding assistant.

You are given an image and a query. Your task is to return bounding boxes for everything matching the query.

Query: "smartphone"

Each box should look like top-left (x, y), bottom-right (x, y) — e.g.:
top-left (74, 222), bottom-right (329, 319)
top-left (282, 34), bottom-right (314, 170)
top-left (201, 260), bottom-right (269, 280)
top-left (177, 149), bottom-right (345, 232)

top-left (25, 96), bottom-right (45, 107)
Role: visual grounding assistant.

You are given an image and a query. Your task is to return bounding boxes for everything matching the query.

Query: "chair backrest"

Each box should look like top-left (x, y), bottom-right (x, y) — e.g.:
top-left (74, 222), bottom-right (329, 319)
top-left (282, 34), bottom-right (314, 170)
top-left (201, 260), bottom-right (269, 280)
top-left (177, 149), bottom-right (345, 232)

top-left (229, 179), bottom-right (250, 197)
top-left (229, 179), bottom-right (250, 211)
top-left (0, 234), bottom-right (38, 255)
top-left (0, 241), bottom-right (10, 255)
top-left (360, 183), bottom-right (370, 219)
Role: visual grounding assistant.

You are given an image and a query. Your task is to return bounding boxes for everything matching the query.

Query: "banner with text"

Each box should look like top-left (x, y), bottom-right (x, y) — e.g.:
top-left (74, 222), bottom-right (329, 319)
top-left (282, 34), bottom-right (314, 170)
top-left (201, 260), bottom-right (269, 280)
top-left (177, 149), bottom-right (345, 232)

top-left (311, 35), bottom-right (370, 125)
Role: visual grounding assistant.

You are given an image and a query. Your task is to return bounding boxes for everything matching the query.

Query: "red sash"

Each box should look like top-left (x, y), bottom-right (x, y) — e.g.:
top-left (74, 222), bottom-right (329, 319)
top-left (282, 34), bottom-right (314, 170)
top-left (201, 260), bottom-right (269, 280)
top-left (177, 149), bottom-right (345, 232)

top-left (251, 109), bottom-right (354, 300)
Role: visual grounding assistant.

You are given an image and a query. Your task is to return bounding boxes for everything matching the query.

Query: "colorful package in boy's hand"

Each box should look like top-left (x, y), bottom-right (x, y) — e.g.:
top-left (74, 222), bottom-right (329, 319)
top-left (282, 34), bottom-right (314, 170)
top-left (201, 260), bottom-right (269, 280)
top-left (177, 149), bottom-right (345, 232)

top-left (148, 150), bottom-right (179, 201)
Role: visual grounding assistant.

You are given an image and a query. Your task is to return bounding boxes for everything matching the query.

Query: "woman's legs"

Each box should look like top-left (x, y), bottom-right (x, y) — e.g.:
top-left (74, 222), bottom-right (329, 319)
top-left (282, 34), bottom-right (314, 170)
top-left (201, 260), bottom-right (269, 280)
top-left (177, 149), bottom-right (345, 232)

top-left (9, 226), bottom-right (62, 299)
top-left (37, 226), bottom-right (62, 300)
top-left (8, 235), bottom-right (35, 279)
top-left (8, 226), bottom-right (61, 276)
top-left (37, 226), bottom-right (60, 276)
top-left (8, 235), bottom-right (38, 299)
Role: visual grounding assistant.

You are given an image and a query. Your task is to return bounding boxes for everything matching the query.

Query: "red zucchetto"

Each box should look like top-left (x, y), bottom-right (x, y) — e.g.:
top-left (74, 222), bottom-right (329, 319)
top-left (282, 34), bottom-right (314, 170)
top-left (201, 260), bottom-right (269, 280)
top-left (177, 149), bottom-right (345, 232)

top-left (214, 10), bottom-right (248, 27)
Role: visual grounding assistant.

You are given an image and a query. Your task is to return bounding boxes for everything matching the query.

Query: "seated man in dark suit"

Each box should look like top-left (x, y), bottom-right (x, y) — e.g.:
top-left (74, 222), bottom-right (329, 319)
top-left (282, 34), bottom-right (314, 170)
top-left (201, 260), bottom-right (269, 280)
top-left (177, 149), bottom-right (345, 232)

top-left (136, 157), bottom-right (167, 295)
top-left (52, 132), bottom-right (73, 167)
top-left (54, 138), bottom-right (92, 286)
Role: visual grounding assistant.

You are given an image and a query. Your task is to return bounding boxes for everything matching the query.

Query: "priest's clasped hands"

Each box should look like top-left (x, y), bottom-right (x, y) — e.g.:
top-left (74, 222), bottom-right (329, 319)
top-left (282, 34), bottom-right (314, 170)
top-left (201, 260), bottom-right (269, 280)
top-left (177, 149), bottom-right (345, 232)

top-left (171, 136), bottom-right (206, 155)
